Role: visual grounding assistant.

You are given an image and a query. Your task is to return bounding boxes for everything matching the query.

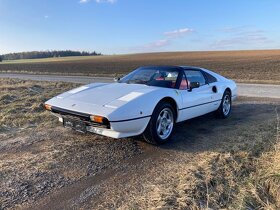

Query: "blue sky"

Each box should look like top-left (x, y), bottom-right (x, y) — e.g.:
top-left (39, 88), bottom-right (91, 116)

top-left (0, 0), bottom-right (279, 54)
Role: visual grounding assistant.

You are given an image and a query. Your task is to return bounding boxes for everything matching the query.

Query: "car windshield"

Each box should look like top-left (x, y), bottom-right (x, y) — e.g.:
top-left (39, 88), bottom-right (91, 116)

top-left (119, 68), bottom-right (179, 89)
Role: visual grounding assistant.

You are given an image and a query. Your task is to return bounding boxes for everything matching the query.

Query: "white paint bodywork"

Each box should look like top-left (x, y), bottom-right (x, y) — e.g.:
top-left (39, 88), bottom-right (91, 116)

top-left (45, 68), bottom-right (237, 138)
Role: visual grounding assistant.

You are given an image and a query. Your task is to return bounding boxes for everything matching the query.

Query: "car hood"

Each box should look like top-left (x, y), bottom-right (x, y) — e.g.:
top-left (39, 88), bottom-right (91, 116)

top-left (46, 83), bottom-right (158, 116)
top-left (63, 83), bottom-right (157, 105)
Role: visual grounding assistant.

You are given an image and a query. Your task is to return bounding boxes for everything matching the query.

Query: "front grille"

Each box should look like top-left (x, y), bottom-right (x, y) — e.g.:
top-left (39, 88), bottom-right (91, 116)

top-left (52, 106), bottom-right (90, 121)
top-left (51, 106), bottom-right (110, 129)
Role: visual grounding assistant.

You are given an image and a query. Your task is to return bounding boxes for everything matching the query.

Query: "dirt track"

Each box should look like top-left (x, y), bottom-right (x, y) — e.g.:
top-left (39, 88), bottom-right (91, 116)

top-left (1, 79), bottom-right (280, 209)
top-left (2, 98), bottom-right (278, 209)
top-left (0, 73), bottom-right (280, 98)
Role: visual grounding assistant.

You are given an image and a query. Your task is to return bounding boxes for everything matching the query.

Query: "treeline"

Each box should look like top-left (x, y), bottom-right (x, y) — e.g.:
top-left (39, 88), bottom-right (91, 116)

top-left (0, 50), bottom-right (102, 61)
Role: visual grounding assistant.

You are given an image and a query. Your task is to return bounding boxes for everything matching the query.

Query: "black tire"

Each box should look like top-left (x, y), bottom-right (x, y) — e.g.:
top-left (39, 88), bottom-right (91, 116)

top-left (216, 90), bottom-right (232, 118)
top-left (143, 102), bottom-right (176, 145)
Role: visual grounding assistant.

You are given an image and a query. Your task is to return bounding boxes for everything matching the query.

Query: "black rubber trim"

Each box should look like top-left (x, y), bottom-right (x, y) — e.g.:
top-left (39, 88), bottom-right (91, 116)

top-left (52, 106), bottom-right (151, 124)
top-left (51, 106), bottom-right (91, 120)
top-left (110, 115), bottom-right (151, 123)
top-left (179, 99), bottom-right (222, 111)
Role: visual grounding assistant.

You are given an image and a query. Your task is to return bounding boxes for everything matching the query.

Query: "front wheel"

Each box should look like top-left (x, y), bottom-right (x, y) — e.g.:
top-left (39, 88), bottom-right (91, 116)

top-left (143, 102), bottom-right (175, 145)
top-left (216, 90), bottom-right (232, 118)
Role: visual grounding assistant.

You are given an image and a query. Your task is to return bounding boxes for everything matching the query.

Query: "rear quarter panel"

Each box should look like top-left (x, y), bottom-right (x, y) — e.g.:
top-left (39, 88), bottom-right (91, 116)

top-left (203, 68), bottom-right (237, 99)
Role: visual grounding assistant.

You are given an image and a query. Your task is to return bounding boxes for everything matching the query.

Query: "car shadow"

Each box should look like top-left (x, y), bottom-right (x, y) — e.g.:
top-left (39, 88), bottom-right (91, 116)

top-left (153, 102), bottom-right (279, 154)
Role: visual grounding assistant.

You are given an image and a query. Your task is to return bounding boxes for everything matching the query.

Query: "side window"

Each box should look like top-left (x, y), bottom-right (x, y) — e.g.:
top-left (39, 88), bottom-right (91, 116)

top-left (184, 70), bottom-right (206, 86)
top-left (204, 71), bottom-right (217, 83)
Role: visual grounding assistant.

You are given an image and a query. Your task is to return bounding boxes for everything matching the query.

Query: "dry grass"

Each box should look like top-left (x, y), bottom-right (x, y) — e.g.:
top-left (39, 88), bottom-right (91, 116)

top-left (1, 50), bottom-right (280, 84)
top-left (0, 79), bottom-right (143, 209)
top-left (0, 79), bottom-right (80, 137)
top-left (78, 100), bottom-right (280, 210)
top-left (128, 115), bottom-right (279, 210)
top-left (238, 107), bottom-right (280, 209)
top-left (0, 78), bottom-right (280, 209)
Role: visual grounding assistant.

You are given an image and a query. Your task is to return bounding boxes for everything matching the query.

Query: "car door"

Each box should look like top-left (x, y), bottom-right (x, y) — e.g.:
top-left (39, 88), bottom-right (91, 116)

top-left (177, 70), bottom-right (219, 122)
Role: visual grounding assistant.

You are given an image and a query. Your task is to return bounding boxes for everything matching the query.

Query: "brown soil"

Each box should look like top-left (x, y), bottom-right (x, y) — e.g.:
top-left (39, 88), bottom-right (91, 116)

top-left (1, 50), bottom-right (280, 84)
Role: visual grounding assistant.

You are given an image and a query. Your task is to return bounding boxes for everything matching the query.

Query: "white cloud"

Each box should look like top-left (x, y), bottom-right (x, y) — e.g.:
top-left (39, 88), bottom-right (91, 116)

top-left (221, 25), bottom-right (250, 33)
top-left (44, 15), bottom-right (49, 19)
top-left (132, 39), bottom-right (169, 53)
top-left (144, 39), bottom-right (169, 49)
top-left (79, 0), bottom-right (116, 4)
top-left (96, 0), bottom-right (117, 3)
top-left (134, 27), bottom-right (194, 52)
top-left (79, 0), bottom-right (90, 3)
top-left (211, 27), bottom-right (272, 49)
top-left (164, 28), bottom-right (194, 38)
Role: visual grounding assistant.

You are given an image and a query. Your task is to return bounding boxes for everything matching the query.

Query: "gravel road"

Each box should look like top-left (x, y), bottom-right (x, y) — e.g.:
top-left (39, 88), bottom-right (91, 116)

top-left (0, 73), bottom-right (279, 98)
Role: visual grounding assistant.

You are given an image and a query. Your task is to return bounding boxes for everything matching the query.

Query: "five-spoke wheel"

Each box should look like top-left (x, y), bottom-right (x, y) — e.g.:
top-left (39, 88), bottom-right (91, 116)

top-left (143, 102), bottom-right (175, 145)
top-left (156, 108), bottom-right (174, 140)
top-left (216, 90), bottom-right (232, 118)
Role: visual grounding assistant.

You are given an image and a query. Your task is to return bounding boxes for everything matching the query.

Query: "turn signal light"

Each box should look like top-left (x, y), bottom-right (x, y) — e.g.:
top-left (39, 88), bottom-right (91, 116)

top-left (90, 115), bottom-right (104, 123)
top-left (44, 104), bottom-right (52, 111)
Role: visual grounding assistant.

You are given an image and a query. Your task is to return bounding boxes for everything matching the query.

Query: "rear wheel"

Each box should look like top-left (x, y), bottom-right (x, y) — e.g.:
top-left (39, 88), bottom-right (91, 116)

top-left (216, 90), bottom-right (232, 118)
top-left (143, 102), bottom-right (175, 145)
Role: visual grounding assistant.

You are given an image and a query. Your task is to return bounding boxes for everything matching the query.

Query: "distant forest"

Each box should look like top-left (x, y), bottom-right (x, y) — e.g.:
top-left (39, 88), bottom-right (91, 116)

top-left (0, 50), bottom-right (102, 61)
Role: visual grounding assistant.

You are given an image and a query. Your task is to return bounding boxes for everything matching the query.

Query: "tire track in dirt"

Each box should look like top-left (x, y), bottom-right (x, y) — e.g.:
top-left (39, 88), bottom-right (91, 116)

top-left (20, 144), bottom-right (162, 210)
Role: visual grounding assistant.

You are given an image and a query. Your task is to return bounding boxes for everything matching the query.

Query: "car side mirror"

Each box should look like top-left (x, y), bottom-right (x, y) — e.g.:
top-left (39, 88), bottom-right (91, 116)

top-left (114, 77), bottom-right (120, 82)
top-left (188, 81), bottom-right (200, 91)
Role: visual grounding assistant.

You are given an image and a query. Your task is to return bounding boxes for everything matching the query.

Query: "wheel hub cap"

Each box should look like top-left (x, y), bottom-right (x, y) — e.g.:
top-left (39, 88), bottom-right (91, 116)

top-left (223, 95), bottom-right (231, 116)
top-left (156, 108), bottom-right (174, 140)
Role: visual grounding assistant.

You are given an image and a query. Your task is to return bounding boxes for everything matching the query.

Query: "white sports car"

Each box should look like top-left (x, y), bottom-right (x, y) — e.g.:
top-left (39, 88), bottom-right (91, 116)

top-left (44, 66), bottom-right (237, 144)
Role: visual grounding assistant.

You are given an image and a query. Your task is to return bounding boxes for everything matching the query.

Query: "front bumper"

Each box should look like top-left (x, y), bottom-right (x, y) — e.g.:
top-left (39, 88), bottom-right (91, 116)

top-left (51, 112), bottom-right (150, 139)
top-left (51, 106), bottom-right (110, 129)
